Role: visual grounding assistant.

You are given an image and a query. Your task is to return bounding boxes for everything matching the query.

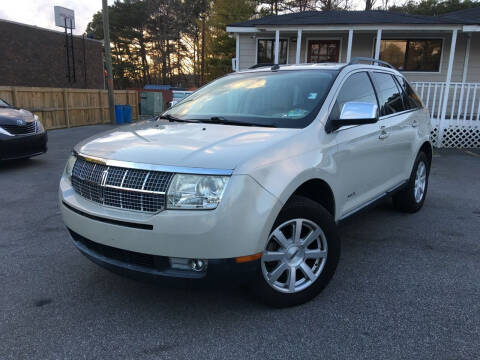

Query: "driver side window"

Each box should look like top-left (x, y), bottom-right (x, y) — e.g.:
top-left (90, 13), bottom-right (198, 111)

top-left (330, 72), bottom-right (378, 120)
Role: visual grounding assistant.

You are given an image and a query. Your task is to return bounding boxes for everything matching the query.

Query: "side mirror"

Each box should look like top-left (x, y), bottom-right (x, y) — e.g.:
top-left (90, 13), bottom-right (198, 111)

top-left (325, 102), bottom-right (378, 133)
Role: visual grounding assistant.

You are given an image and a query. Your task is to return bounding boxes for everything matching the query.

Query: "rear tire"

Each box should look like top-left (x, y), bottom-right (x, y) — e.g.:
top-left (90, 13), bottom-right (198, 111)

top-left (252, 196), bottom-right (340, 308)
top-left (392, 152), bottom-right (430, 213)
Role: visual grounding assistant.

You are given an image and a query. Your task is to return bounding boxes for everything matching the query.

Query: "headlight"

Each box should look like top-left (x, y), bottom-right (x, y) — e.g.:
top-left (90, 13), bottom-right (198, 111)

top-left (34, 115), bottom-right (45, 132)
top-left (64, 154), bottom-right (77, 179)
top-left (167, 174), bottom-right (229, 210)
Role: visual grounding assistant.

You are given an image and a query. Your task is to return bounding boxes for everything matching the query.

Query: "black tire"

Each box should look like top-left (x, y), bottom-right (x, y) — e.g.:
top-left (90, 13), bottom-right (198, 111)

top-left (392, 151), bottom-right (430, 213)
top-left (252, 195), bottom-right (340, 308)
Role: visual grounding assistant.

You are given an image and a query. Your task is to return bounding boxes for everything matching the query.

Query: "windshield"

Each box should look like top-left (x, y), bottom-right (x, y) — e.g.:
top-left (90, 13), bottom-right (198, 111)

top-left (0, 98), bottom-right (11, 108)
top-left (165, 70), bottom-right (338, 128)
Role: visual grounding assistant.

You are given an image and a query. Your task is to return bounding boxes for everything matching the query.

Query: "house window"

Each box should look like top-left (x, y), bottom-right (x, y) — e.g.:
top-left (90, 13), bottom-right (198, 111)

top-left (380, 39), bottom-right (442, 72)
top-left (257, 39), bottom-right (288, 64)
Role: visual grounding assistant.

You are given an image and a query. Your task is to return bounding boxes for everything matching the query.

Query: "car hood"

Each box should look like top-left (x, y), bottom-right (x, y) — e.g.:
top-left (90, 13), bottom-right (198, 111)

top-left (0, 108), bottom-right (35, 124)
top-left (75, 121), bottom-right (300, 170)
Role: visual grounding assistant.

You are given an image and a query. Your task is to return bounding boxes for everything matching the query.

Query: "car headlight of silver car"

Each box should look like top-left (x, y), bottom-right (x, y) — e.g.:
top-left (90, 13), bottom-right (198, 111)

top-left (167, 174), bottom-right (229, 210)
top-left (34, 114), bottom-right (45, 133)
top-left (64, 153), bottom-right (77, 179)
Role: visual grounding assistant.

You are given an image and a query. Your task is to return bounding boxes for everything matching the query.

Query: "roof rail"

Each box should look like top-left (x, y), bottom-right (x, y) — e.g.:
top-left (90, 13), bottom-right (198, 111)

top-left (348, 57), bottom-right (396, 69)
top-left (248, 63), bottom-right (274, 69)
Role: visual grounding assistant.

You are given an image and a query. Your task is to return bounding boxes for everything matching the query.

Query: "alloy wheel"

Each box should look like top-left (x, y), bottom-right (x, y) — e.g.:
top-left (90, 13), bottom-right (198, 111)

top-left (261, 218), bottom-right (328, 294)
top-left (414, 161), bottom-right (427, 203)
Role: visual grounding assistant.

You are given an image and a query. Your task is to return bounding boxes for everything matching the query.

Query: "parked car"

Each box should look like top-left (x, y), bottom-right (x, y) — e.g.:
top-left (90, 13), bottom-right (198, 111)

top-left (168, 90), bottom-right (194, 108)
top-left (0, 98), bottom-right (47, 160)
top-left (59, 58), bottom-right (432, 307)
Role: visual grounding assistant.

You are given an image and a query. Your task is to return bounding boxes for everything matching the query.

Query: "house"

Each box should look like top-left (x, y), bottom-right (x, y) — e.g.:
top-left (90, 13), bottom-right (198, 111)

top-left (226, 9), bottom-right (480, 148)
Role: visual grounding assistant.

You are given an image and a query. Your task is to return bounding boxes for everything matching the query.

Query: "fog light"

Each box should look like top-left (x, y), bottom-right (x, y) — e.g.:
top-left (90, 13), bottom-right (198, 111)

top-left (191, 259), bottom-right (207, 272)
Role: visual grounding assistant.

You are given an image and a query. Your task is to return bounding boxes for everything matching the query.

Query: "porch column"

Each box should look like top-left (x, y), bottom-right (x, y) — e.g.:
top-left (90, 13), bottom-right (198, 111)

top-left (374, 28), bottom-right (382, 60)
top-left (235, 33), bottom-right (240, 72)
top-left (274, 30), bottom-right (280, 64)
top-left (462, 34), bottom-right (472, 83)
top-left (439, 29), bottom-right (458, 145)
top-left (346, 29), bottom-right (353, 63)
top-left (296, 29), bottom-right (302, 64)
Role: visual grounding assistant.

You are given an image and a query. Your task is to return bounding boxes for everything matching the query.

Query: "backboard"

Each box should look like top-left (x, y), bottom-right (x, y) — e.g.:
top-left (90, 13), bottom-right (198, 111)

top-left (54, 6), bottom-right (75, 29)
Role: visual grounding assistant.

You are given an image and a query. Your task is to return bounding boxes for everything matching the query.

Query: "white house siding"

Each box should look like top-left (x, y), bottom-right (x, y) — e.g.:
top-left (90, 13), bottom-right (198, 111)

top-left (466, 33), bottom-right (480, 83)
top-left (350, 33), bottom-right (374, 59)
top-left (238, 34), bottom-right (256, 70)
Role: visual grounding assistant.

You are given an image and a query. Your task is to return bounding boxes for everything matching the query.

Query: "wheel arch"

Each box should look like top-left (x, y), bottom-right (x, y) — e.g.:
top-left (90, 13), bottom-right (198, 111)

top-left (419, 141), bottom-right (433, 165)
top-left (286, 178), bottom-right (336, 218)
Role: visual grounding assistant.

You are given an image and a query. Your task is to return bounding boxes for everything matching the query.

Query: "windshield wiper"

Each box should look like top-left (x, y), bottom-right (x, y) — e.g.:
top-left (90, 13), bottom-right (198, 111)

top-left (157, 114), bottom-right (198, 123)
top-left (198, 116), bottom-right (276, 128)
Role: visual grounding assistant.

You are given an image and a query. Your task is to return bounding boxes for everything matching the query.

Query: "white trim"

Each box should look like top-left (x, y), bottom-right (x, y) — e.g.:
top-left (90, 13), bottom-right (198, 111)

top-left (371, 36), bottom-right (446, 74)
top-left (346, 30), bottom-right (353, 63)
top-left (374, 29), bottom-right (382, 60)
top-left (296, 29), bottom-right (302, 64)
top-left (255, 37), bottom-right (290, 65)
top-left (304, 37), bottom-right (343, 63)
top-left (462, 34), bottom-right (471, 83)
top-left (274, 30), bottom-right (280, 64)
top-left (226, 24), bottom-right (463, 34)
top-left (235, 33), bottom-right (240, 72)
top-left (226, 26), bottom-right (259, 33)
top-left (463, 25), bottom-right (480, 32)
top-left (258, 25), bottom-right (462, 32)
top-left (439, 29), bottom-right (458, 145)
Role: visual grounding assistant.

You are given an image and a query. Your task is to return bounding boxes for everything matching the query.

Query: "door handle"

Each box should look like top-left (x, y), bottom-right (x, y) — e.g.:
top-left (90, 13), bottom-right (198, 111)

top-left (379, 132), bottom-right (389, 140)
top-left (379, 126), bottom-right (389, 140)
top-left (412, 120), bottom-right (418, 127)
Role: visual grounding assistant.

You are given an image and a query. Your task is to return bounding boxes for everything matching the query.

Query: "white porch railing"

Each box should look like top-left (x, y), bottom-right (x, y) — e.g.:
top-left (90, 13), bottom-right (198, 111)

top-left (412, 82), bottom-right (480, 148)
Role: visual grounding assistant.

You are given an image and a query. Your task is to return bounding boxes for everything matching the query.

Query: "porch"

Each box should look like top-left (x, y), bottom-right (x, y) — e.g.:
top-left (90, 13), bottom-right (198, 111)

top-left (411, 81), bottom-right (480, 147)
top-left (228, 25), bottom-right (480, 148)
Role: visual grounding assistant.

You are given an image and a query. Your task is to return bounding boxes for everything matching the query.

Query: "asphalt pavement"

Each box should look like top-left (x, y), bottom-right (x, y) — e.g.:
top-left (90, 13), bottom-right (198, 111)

top-left (1, 125), bottom-right (479, 359)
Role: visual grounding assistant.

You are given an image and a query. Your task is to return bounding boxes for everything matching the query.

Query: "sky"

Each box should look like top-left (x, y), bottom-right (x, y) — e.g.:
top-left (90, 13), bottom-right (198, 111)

top-left (0, 0), bottom-right (386, 37)
top-left (0, 0), bottom-right (115, 35)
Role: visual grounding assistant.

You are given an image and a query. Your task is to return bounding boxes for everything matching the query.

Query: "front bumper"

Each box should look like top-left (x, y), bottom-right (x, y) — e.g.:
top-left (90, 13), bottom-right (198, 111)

top-left (0, 131), bottom-right (48, 160)
top-left (69, 228), bottom-right (259, 281)
top-left (60, 173), bottom-right (283, 260)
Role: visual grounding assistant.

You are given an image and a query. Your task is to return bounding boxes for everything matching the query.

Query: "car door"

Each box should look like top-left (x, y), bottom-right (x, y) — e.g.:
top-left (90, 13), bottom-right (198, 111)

top-left (328, 71), bottom-right (391, 218)
top-left (370, 72), bottom-right (418, 186)
top-left (395, 75), bottom-right (427, 178)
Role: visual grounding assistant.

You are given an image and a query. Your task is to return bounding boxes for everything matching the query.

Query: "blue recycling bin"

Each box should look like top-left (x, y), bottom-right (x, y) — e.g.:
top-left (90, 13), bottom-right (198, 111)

top-left (123, 105), bottom-right (132, 123)
top-left (115, 105), bottom-right (124, 124)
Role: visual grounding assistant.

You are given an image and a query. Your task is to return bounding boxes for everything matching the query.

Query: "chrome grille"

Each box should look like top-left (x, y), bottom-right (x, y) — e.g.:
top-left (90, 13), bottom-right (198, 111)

top-left (1, 121), bottom-right (37, 135)
top-left (71, 157), bottom-right (173, 213)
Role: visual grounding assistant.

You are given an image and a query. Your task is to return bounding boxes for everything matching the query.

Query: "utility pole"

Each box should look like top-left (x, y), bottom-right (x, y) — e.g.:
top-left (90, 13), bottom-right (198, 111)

top-left (102, 0), bottom-right (115, 124)
top-left (200, 15), bottom-right (205, 85)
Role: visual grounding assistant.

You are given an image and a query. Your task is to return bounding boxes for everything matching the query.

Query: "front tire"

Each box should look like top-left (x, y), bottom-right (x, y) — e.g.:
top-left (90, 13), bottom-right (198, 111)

top-left (252, 196), bottom-right (340, 308)
top-left (392, 151), bottom-right (430, 213)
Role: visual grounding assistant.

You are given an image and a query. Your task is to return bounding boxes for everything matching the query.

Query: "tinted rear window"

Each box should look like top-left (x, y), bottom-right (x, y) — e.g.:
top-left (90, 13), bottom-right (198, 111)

top-left (395, 76), bottom-right (423, 109)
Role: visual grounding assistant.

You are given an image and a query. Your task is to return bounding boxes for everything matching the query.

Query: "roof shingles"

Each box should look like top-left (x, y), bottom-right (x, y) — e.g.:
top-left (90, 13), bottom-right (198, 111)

top-left (228, 9), bottom-right (480, 27)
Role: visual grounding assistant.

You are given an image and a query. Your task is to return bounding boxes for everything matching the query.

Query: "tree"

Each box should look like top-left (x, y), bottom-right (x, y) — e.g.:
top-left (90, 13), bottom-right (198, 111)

top-left (257, 0), bottom-right (324, 14)
top-left (317, 0), bottom-right (344, 10)
top-left (87, 0), bottom-right (151, 88)
top-left (205, 0), bottom-right (256, 82)
top-left (389, 0), bottom-right (480, 16)
top-left (284, 0), bottom-right (320, 11)
top-left (86, 0), bottom-right (206, 88)
top-left (257, 0), bottom-right (285, 15)
top-left (364, 0), bottom-right (377, 10)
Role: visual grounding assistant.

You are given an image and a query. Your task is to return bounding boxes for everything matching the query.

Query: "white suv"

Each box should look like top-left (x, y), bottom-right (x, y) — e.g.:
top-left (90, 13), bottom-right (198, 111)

top-left (59, 59), bottom-right (431, 307)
